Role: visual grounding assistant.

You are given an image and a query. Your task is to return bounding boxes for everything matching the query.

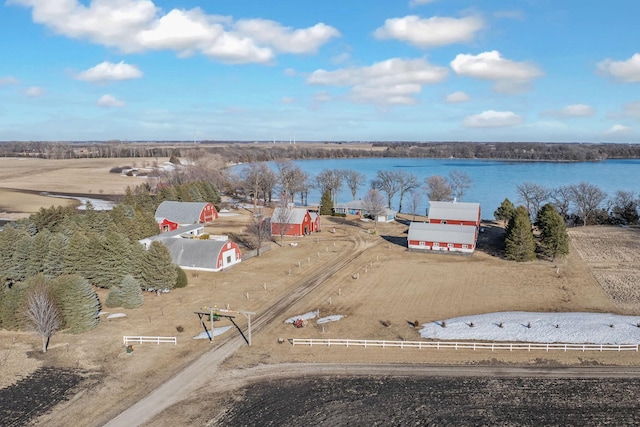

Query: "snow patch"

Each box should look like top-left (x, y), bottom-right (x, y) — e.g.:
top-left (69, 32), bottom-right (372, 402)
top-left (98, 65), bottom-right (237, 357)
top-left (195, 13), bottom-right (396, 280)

top-left (193, 326), bottom-right (232, 340)
top-left (285, 310), bottom-right (320, 324)
top-left (106, 313), bottom-right (127, 319)
top-left (420, 311), bottom-right (640, 345)
top-left (317, 315), bottom-right (345, 324)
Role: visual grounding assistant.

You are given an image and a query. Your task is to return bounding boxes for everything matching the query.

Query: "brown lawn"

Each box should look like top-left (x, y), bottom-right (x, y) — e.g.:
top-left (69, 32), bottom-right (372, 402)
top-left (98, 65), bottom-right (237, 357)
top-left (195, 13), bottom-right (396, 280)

top-left (1, 157), bottom-right (639, 426)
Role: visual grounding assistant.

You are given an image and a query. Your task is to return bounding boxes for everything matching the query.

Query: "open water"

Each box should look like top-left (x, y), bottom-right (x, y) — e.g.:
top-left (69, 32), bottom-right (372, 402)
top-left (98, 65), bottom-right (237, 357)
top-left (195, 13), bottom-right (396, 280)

top-left (274, 158), bottom-right (640, 218)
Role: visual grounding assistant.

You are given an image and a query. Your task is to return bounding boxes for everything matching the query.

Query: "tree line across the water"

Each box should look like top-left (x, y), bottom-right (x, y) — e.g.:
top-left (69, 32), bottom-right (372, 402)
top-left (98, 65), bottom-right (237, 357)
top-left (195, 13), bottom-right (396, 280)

top-left (3, 140), bottom-right (640, 162)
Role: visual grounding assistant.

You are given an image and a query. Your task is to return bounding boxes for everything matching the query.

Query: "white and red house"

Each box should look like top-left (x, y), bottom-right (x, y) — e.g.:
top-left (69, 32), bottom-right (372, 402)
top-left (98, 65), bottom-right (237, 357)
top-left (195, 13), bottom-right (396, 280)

top-left (155, 201), bottom-right (219, 232)
top-left (139, 225), bottom-right (242, 272)
top-left (407, 200), bottom-right (481, 254)
top-left (270, 207), bottom-right (315, 237)
top-left (407, 222), bottom-right (477, 254)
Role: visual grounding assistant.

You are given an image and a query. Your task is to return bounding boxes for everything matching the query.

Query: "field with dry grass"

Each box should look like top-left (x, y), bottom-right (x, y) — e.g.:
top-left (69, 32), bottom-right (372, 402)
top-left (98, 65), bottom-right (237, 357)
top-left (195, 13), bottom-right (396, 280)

top-left (1, 157), bottom-right (640, 426)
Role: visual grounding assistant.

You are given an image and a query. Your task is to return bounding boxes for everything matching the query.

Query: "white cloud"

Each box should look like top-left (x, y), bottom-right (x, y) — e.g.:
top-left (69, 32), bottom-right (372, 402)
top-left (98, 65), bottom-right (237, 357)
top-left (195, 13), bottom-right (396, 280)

top-left (597, 53), bottom-right (640, 83)
top-left (560, 104), bottom-right (595, 117)
top-left (313, 91), bottom-right (332, 103)
top-left (76, 61), bottom-right (143, 82)
top-left (97, 94), bottom-right (126, 108)
top-left (604, 124), bottom-right (633, 135)
top-left (25, 86), bottom-right (44, 97)
top-left (463, 110), bottom-right (522, 128)
top-left (409, 0), bottom-right (437, 6)
top-left (308, 57), bottom-right (448, 105)
top-left (0, 76), bottom-right (20, 86)
top-left (234, 19), bottom-right (340, 54)
top-left (450, 50), bottom-right (543, 93)
top-left (622, 102), bottom-right (640, 119)
top-left (445, 91), bottom-right (469, 103)
top-left (374, 15), bottom-right (484, 48)
top-left (11, 0), bottom-right (338, 64)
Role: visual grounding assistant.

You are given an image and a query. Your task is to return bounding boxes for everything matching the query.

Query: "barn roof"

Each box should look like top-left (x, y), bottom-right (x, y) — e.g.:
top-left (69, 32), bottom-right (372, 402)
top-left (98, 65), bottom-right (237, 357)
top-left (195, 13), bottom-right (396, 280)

top-left (408, 222), bottom-right (476, 245)
top-left (141, 224), bottom-right (204, 244)
top-left (271, 207), bottom-right (309, 224)
top-left (155, 201), bottom-right (210, 224)
top-left (428, 201), bottom-right (480, 222)
top-left (161, 238), bottom-right (231, 270)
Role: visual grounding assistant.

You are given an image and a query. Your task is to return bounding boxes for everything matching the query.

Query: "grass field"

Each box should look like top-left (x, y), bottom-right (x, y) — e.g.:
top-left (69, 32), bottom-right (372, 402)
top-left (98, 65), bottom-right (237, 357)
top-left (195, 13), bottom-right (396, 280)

top-left (1, 156), bottom-right (639, 426)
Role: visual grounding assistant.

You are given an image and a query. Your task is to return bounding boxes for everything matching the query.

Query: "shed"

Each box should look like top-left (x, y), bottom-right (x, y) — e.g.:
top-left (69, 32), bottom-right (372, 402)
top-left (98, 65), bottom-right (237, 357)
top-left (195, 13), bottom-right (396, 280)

top-left (155, 201), bottom-right (218, 231)
top-left (271, 207), bottom-right (313, 237)
top-left (309, 211), bottom-right (321, 232)
top-left (407, 222), bottom-right (477, 254)
top-left (428, 201), bottom-right (481, 227)
top-left (162, 238), bottom-right (241, 272)
top-left (139, 224), bottom-right (205, 249)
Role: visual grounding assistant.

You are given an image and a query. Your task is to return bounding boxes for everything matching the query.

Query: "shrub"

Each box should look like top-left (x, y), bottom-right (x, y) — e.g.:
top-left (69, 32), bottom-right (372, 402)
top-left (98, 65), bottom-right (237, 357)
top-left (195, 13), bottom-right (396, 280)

top-left (174, 266), bottom-right (188, 289)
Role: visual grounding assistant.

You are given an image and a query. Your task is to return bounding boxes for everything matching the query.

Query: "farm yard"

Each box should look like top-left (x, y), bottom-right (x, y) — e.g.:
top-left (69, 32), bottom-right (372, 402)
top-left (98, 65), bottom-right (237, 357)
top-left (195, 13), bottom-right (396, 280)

top-left (1, 156), bottom-right (640, 426)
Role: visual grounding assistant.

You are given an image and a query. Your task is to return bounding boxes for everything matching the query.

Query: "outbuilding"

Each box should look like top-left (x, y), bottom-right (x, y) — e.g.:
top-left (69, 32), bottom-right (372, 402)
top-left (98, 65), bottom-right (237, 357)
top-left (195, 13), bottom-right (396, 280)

top-left (427, 201), bottom-right (481, 227)
top-left (161, 238), bottom-right (241, 272)
top-left (271, 207), bottom-right (313, 237)
top-left (155, 201), bottom-right (218, 231)
top-left (407, 222), bottom-right (477, 254)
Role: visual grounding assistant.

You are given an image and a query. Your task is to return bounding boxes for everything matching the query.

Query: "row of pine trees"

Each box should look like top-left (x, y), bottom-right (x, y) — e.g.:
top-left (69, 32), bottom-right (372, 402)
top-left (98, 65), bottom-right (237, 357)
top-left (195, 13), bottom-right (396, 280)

top-left (495, 199), bottom-right (570, 262)
top-left (0, 180), bottom-right (219, 334)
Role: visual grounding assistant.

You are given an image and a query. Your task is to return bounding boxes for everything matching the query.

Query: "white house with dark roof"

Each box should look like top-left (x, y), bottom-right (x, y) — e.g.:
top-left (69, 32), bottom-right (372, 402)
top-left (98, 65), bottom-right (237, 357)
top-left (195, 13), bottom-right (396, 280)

top-left (407, 222), bottom-right (477, 254)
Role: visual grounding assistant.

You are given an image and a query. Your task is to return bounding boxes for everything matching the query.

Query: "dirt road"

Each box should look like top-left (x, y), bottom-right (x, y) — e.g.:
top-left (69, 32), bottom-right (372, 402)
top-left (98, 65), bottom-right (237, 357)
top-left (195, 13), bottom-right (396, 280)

top-left (105, 234), bottom-right (377, 427)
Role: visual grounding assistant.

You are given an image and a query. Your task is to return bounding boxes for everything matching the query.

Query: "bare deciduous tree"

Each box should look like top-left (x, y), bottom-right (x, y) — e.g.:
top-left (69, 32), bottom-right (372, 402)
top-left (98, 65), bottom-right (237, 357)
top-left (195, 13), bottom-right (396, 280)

top-left (245, 215), bottom-right (272, 256)
top-left (362, 188), bottom-right (387, 231)
top-left (516, 182), bottom-right (550, 219)
top-left (409, 189), bottom-right (423, 222)
top-left (424, 175), bottom-right (453, 201)
top-left (275, 161), bottom-right (302, 205)
top-left (568, 182), bottom-right (607, 226)
top-left (449, 170), bottom-right (473, 201)
top-left (314, 169), bottom-right (343, 203)
top-left (550, 185), bottom-right (572, 219)
top-left (342, 169), bottom-right (366, 201)
top-left (25, 284), bottom-right (61, 353)
top-left (396, 171), bottom-right (419, 213)
top-left (271, 198), bottom-right (296, 246)
top-left (371, 170), bottom-right (399, 208)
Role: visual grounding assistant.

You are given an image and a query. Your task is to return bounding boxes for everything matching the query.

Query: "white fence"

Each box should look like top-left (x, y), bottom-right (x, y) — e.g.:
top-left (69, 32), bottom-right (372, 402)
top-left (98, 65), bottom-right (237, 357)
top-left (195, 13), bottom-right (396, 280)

top-left (291, 338), bottom-right (638, 352)
top-left (123, 336), bottom-right (177, 345)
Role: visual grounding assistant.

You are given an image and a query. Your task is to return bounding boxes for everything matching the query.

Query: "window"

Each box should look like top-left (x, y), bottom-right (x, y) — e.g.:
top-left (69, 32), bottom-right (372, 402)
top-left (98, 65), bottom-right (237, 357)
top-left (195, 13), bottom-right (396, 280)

top-left (433, 242), bottom-right (439, 247)
top-left (419, 241), bottom-right (425, 246)
top-left (462, 245), bottom-right (469, 249)
top-left (227, 256), bottom-right (232, 263)
top-left (447, 243), bottom-right (454, 248)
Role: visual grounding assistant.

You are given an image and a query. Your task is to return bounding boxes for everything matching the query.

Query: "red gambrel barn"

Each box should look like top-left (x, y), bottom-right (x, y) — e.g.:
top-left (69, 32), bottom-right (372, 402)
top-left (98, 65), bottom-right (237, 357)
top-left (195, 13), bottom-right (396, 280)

top-left (155, 201), bottom-right (218, 232)
top-left (270, 207), bottom-right (314, 237)
top-left (408, 222), bottom-right (477, 254)
top-left (427, 201), bottom-right (481, 227)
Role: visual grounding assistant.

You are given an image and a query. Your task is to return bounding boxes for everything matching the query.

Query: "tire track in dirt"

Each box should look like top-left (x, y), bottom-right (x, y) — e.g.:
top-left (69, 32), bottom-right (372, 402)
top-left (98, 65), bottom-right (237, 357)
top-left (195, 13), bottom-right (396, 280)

top-left (105, 234), bottom-right (377, 427)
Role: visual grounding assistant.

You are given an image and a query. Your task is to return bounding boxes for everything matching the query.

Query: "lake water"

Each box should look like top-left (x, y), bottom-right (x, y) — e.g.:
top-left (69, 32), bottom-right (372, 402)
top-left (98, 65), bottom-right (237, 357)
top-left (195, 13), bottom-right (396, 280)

top-left (238, 158), bottom-right (639, 219)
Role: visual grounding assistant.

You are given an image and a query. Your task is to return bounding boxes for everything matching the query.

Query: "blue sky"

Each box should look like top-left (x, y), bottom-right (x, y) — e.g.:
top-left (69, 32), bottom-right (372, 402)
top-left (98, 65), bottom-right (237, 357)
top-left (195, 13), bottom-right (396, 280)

top-left (1, 0), bottom-right (639, 143)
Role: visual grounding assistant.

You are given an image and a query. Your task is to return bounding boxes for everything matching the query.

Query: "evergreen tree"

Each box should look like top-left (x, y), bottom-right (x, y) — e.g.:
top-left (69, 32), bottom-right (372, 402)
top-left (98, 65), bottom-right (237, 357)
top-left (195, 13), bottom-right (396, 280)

top-left (140, 242), bottom-right (177, 291)
top-left (175, 266), bottom-right (188, 289)
top-left (105, 285), bottom-right (124, 308)
top-left (64, 232), bottom-right (91, 277)
top-left (8, 236), bottom-right (31, 282)
top-left (43, 233), bottom-right (68, 279)
top-left (0, 281), bottom-right (27, 330)
top-left (505, 206), bottom-right (536, 262)
top-left (537, 203), bottom-right (569, 261)
top-left (0, 227), bottom-right (24, 278)
top-left (494, 198), bottom-right (516, 227)
top-left (52, 275), bottom-right (101, 333)
top-left (27, 230), bottom-right (51, 277)
top-left (320, 189), bottom-right (334, 215)
top-left (120, 275), bottom-right (144, 309)
top-left (94, 230), bottom-right (132, 288)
